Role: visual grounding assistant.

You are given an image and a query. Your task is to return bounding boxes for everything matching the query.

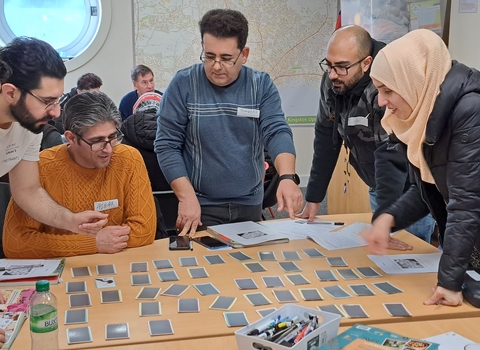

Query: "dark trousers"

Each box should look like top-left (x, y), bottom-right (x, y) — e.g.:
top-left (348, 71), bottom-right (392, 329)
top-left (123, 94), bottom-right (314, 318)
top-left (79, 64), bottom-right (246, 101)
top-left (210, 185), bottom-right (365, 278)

top-left (198, 203), bottom-right (262, 230)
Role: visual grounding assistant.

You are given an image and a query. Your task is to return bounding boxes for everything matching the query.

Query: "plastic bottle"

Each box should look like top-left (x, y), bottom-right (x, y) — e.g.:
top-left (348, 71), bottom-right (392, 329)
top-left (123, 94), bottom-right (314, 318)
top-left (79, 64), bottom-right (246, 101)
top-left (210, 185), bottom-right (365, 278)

top-left (29, 280), bottom-right (59, 350)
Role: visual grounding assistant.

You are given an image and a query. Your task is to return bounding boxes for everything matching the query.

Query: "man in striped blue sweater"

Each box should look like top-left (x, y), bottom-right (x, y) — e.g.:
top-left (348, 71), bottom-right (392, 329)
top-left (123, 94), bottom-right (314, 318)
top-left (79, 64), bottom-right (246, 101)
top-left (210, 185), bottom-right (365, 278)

top-left (154, 8), bottom-right (303, 236)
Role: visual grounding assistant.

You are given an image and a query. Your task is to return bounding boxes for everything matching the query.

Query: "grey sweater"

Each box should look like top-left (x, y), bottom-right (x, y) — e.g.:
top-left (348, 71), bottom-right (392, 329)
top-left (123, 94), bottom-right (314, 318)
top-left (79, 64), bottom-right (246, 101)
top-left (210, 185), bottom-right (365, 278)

top-left (154, 64), bottom-right (295, 206)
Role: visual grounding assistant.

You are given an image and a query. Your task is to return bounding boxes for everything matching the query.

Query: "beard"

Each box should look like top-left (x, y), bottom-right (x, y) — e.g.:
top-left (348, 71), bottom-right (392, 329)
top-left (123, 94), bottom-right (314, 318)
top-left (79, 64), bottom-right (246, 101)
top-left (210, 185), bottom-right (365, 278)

top-left (331, 68), bottom-right (364, 95)
top-left (10, 95), bottom-right (52, 134)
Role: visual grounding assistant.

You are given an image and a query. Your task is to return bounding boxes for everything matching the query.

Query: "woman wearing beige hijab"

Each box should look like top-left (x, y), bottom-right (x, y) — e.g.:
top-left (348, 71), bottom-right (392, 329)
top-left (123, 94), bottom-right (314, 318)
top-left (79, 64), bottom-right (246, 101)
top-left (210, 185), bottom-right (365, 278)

top-left (364, 29), bottom-right (480, 307)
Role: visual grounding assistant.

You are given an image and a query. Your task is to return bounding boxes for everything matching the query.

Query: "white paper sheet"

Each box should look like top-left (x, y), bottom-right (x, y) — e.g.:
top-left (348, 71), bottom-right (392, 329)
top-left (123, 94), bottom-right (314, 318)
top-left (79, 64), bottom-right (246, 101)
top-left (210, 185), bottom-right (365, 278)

top-left (368, 253), bottom-right (441, 274)
top-left (260, 219), bottom-right (337, 240)
top-left (0, 259), bottom-right (62, 281)
top-left (424, 331), bottom-right (477, 350)
top-left (261, 220), bottom-right (370, 250)
top-left (208, 221), bottom-right (289, 246)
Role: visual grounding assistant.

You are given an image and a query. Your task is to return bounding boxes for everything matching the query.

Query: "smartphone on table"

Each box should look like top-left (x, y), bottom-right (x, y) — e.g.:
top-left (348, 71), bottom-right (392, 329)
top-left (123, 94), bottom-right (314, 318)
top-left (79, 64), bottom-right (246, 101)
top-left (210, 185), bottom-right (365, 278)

top-left (192, 236), bottom-right (229, 250)
top-left (168, 236), bottom-right (192, 250)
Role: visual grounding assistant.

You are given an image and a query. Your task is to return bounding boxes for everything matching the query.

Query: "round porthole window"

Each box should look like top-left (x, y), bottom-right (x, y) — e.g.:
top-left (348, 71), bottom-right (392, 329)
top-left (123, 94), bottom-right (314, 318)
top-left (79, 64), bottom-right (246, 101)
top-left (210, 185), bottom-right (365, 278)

top-left (0, 0), bottom-right (111, 71)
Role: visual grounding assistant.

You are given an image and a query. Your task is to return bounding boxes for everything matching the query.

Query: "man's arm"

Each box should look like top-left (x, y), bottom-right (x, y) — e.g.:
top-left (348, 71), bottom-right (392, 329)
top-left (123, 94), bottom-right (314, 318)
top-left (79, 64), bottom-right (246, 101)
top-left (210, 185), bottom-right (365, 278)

top-left (169, 176), bottom-right (202, 236)
top-left (9, 160), bottom-right (107, 235)
top-left (3, 200), bottom-right (98, 258)
top-left (274, 153), bottom-right (303, 219)
top-left (302, 75), bottom-right (343, 221)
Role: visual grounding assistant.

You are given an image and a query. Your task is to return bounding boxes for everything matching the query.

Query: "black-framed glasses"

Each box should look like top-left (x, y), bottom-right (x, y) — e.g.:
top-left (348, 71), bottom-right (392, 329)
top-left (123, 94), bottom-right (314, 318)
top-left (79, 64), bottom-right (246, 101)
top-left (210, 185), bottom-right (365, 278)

top-left (319, 57), bottom-right (368, 76)
top-left (200, 49), bottom-right (243, 68)
top-left (24, 90), bottom-right (61, 110)
top-left (75, 131), bottom-right (124, 152)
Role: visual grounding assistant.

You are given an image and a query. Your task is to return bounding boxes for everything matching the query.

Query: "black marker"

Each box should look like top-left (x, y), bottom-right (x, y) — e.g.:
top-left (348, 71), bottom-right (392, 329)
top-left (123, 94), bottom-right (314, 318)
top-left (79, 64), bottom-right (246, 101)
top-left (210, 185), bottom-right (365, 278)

top-left (308, 221), bottom-right (344, 225)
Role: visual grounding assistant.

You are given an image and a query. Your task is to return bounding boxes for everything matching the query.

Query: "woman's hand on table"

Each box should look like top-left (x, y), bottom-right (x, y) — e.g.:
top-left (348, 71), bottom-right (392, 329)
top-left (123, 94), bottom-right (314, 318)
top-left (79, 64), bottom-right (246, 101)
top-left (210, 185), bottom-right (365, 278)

top-left (424, 285), bottom-right (463, 306)
top-left (362, 213), bottom-right (395, 255)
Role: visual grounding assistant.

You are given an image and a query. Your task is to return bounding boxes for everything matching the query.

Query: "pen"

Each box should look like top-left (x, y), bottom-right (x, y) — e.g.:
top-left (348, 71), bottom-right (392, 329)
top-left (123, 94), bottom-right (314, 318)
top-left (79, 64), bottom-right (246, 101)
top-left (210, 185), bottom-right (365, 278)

top-left (308, 221), bottom-right (344, 225)
top-left (0, 264), bottom-right (44, 271)
top-left (293, 321), bottom-right (310, 344)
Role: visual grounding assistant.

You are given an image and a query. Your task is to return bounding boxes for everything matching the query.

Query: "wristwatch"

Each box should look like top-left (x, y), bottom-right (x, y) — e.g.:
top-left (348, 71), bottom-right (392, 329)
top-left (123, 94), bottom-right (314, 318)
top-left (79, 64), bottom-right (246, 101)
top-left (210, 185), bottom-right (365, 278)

top-left (278, 174), bottom-right (300, 185)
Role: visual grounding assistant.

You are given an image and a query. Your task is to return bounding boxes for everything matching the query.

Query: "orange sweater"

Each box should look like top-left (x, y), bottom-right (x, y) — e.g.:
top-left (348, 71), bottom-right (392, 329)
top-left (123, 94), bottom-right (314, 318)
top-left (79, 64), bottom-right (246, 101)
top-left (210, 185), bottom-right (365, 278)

top-left (3, 144), bottom-right (156, 258)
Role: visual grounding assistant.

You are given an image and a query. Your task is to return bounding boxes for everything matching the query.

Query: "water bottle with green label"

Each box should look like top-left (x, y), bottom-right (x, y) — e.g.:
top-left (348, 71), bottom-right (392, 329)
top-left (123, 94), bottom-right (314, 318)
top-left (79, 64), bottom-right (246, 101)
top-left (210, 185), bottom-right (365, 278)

top-left (29, 280), bottom-right (59, 350)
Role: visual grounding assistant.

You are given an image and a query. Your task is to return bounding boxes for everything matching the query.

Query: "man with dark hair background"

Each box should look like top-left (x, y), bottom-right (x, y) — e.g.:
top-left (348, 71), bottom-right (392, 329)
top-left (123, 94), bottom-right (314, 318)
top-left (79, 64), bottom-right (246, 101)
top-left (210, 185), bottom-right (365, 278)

top-left (118, 64), bottom-right (162, 121)
top-left (54, 72), bottom-right (104, 134)
top-left (76, 72), bottom-right (103, 92)
top-left (0, 37), bottom-right (107, 235)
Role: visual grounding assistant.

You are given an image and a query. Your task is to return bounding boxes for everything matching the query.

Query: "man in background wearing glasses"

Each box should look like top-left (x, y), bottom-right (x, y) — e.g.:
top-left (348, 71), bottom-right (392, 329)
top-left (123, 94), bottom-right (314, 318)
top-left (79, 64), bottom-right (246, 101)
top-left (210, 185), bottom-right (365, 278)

top-left (0, 37), bottom-right (108, 238)
top-left (301, 25), bottom-right (435, 244)
top-left (3, 91), bottom-right (157, 258)
top-left (155, 9), bottom-right (303, 236)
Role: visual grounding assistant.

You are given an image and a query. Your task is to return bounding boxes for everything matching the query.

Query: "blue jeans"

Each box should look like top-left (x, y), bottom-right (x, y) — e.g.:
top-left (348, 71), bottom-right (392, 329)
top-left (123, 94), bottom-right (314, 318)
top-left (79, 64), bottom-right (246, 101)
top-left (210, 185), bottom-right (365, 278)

top-left (369, 188), bottom-right (435, 243)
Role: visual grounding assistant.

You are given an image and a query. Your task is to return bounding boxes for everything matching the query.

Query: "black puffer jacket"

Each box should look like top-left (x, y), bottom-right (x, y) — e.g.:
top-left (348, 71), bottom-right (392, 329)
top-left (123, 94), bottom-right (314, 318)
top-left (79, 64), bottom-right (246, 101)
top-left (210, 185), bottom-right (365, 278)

top-left (306, 39), bottom-right (407, 210)
top-left (121, 111), bottom-right (171, 192)
top-left (376, 61), bottom-right (480, 291)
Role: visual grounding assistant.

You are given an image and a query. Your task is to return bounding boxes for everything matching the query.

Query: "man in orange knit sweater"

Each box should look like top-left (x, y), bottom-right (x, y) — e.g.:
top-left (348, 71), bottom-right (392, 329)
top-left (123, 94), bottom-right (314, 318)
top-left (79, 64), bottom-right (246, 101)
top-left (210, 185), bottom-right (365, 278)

top-left (3, 92), bottom-right (156, 258)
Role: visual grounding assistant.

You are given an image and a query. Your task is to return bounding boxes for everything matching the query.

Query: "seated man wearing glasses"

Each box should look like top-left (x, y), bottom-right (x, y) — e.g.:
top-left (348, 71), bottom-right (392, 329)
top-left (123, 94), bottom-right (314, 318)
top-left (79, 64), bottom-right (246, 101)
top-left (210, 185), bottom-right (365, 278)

top-left (118, 64), bottom-right (162, 121)
top-left (3, 92), bottom-right (156, 258)
top-left (300, 25), bottom-right (435, 244)
top-left (155, 9), bottom-right (303, 236)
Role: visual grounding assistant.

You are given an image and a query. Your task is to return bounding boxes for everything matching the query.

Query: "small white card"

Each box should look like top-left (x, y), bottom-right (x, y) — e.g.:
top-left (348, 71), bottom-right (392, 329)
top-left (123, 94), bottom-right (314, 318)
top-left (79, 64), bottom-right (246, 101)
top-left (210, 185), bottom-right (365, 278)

top-left (94, 199), bottom-right (118, 211)
top-left (237, 107), bottom-right (260, 118)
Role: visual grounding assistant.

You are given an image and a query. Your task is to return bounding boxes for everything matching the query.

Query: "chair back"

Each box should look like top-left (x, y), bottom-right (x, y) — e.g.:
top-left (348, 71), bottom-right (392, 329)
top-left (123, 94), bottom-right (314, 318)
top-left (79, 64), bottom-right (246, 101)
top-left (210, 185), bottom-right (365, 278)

top-left (153, 191), bottom-right (179, 234)
top-left (262, 172), bottom-right (279, 210)
top-left (0, 182), bottom-right (11, 258)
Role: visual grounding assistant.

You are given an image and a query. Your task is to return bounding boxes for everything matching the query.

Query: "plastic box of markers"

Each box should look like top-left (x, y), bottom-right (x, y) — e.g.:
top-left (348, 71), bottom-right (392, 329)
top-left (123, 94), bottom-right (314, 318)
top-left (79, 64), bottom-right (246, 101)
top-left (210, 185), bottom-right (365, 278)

top-left (235, 304), bottom-right (341, 350)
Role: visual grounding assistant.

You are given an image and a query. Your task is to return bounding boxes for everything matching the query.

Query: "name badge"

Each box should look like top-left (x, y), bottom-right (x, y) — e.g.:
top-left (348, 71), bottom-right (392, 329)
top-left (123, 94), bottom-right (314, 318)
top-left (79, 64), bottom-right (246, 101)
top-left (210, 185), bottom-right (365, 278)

top-left (237, 107), bottom-right (260, 118)
top-left (94, 199), bottom-right (119, 211)
top-left (348, 115), bottom-right (369, 127)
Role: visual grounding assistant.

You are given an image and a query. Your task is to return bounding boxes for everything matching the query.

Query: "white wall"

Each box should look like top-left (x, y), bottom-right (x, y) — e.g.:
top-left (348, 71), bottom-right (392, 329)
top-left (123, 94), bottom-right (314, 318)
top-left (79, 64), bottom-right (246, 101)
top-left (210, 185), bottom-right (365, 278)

top-left (64, 0), bottom-right (135, 106)
top-left (448, 0), bottom-right (480, 70)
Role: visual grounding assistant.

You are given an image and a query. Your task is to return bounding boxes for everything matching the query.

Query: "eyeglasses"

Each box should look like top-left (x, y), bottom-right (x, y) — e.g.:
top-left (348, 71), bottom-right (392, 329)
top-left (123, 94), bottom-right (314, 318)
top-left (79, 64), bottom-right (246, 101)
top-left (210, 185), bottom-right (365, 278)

top-left (75, 131), bottom-right (124, 152)
top-left (24, 90), bottom-right (61, 110)
top-left (319, 57), bottom-right (367, 76)
top-left (200, 49), bottom-right (243, 68)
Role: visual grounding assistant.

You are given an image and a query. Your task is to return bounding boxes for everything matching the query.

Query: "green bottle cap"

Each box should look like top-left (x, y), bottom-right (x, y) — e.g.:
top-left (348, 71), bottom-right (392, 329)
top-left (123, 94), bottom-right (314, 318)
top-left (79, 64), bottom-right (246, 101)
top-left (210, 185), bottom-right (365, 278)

top-left (35, 280), bottom-right (50, 292)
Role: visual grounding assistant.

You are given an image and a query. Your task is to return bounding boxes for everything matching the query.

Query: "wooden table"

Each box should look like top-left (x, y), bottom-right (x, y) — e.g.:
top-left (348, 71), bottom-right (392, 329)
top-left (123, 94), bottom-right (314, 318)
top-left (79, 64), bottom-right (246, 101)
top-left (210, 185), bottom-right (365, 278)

top-left (11, 213), bottom-right (480, 349)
